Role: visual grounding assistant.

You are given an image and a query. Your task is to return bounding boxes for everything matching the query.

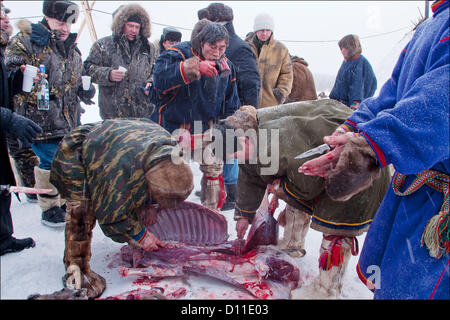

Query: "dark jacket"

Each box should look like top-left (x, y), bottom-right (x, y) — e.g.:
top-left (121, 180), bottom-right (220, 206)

top-left (0, 48), bottom-right (16, 186)
top-left (329, 55), bottom-right (377, 107)
top-left (6, 19), bottom-right (84, 142)
top-left (151, 41), bottom-right (241, 133)
top-left (223, 22), bottom-right (260, 107)
top-left (83, 4), bottom-right (156, 119)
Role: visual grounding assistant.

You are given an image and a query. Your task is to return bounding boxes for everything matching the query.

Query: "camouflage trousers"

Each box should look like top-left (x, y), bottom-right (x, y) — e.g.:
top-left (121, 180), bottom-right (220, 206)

top-left (7, 137), bottom-right (39, 198)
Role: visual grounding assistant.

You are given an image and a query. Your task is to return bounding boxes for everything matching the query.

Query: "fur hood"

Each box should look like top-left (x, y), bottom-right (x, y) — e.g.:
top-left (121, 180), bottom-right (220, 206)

top-left (111, 4), bottom-right (151, 38)
top-left (16, 19), bottom-right (32, 36)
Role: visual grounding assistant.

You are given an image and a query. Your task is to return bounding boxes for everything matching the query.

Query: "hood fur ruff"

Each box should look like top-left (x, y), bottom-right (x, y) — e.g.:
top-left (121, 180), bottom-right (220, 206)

top-left (111, 3), bottom-right (151, 38)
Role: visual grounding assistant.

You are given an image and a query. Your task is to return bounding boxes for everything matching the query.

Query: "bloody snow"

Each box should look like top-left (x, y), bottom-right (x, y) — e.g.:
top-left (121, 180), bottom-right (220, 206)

top-left (0, 104), bottom-right (373, 300)
top-left (1, 162), bottom-right (373, 300)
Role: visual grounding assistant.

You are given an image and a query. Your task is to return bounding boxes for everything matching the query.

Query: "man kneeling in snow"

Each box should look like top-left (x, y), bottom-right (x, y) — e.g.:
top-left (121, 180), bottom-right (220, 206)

top-left (216, 101), bottom-right (390, 299)
top-left (50, 119), bottom-right (193, 298)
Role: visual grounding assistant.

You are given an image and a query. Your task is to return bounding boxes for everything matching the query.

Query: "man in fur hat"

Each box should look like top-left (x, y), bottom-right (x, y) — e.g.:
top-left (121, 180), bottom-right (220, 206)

top-left (246, 13), bottom-right (293, 108)
top-left (215, 101), bottom-right (390, 298)
top-left (6, 0), bottom-right (96, 227)
top-left (329, 34), bottom-right (377, 110)
top-left (50, 118), bottom-right (194, 298)
top-left (151, 20), bottom-right (240, 211)
top-left (83, 3), bottom-right (156, 120)
top-left (154, 26), bottom-right (182, 57)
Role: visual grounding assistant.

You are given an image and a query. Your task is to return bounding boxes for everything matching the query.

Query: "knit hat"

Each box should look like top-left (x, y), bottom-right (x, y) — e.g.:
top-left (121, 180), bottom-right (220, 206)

top-left (126, 14), bottom-right (142, 25)
top-left (198, 3), bottom-right (233, 22)
top-left (253, 13), bottom-right (274, 32)
top-left (43, 0), bottom-right (79, 24)
top-left (162, 27), bottom-right (182, 42)
top-left (1, 1), bottom-right (10, 15)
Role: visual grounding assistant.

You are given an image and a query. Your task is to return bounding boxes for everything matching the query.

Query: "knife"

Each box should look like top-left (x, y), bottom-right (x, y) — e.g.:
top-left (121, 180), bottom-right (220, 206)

top-left (295, 144), bottom-right (331, 159)
top-left (0, 185), bottom-right (53, 194)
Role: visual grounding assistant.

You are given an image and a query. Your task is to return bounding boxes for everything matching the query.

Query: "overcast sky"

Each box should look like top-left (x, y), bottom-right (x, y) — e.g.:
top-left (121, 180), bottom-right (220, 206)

top-left (4, 1), bottom-right (427, 88)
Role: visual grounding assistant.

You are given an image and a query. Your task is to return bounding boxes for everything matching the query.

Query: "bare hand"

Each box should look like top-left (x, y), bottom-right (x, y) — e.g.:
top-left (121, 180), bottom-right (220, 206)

top-left (233, 137), bottom-right (256, 162)
top-left (298, 132), bottom-right (356, 177)
top-left (21, 65), bottom-right (47, 83)
top-left (109, 69), bottom-right (125, 82)
top-left (236, 218), bottom-right (249, 239)
top-left (277, 208), bottom-right (286, 227)
top-left (140, 231), bottom-right (166, 251)
top-left (199, 60), bottom-right (218, 77)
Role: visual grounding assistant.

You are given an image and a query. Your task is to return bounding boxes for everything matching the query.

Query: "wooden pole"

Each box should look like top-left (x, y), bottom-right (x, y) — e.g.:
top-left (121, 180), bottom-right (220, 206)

top-left (80, 0), bottom-right (98, 43)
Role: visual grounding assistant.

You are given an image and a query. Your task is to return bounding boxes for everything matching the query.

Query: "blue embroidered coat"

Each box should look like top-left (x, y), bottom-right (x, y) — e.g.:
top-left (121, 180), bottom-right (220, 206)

top-left (345, 0), bottom-right (449, 299)
top-left (150, 41), bottom-right (240, 133)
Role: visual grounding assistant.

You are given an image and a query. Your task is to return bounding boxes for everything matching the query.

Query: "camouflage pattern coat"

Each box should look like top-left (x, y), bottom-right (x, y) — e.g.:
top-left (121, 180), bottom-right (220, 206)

top-left (6, 20), bottom-right (84, 142)
top-left (50, 118), bottom-right (178, 243)
top-left (83, 4), bottom-right (156, 120)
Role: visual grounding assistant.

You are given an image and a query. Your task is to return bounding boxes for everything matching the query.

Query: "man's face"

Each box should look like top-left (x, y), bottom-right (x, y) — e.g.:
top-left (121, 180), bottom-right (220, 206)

top-left (123, 21), bottom-right (140, 41)
top-left (0, 9), bottom-right (10, 32)
top-left (201, 39), bottom-right (227, 61)
top-left (45, 17), bottom-right (72, 41)
top-left (162, 39), bottom-right (179, 50)
top-left (256, 29), bottom-right (272, 42)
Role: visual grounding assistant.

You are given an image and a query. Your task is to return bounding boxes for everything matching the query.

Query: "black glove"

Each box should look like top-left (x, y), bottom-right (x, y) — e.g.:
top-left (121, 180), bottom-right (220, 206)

top-left (78, 84), bottom-right (96, 105)
top-left (0, 107), bottom-right (42, 148)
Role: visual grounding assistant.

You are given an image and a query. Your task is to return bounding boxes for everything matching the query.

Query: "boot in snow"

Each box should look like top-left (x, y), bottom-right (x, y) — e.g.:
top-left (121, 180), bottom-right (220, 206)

top-left (291, 235), bottom-right (357, 299)
top-left (277, 205), bottom-right (311, 257)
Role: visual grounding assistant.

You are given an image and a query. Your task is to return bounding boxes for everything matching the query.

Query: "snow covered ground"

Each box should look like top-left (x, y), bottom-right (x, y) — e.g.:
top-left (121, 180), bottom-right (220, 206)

top-left (1, 158), bottom-right (373, 300)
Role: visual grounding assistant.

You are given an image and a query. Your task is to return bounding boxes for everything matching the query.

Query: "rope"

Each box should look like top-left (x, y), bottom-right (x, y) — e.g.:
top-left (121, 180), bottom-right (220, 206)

top-left (8, 8), bottom-right (413, 43)
top-left (392, 170), bottom-right (450, 259)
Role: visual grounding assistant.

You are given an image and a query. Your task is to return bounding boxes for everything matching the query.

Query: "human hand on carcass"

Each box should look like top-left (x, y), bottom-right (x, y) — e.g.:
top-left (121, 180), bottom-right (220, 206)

top-left (236, 217), bottom-right (249, 239)
top-left (267, 179), bottom-right (280, 215)
top-left (139, 230), bottom-right (167, 251)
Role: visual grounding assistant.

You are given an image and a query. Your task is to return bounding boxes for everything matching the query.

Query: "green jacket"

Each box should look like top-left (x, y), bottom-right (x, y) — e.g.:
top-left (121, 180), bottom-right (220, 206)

top-left (234, 99), bottom-right (391, 236)
top-left (50, 119), bottom-right (177, 242)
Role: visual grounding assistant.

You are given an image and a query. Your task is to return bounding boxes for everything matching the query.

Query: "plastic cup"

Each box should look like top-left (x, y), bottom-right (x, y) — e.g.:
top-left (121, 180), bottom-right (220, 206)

top-left (22, 65), bottom-right (38, 92)
top-left (82, 76), bottom-right (91, 90)
top-left (118, 66), bottom-right (127, 73)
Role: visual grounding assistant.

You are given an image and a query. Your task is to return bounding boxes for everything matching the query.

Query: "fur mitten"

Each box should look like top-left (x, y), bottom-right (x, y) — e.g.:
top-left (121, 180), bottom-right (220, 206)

top-left (326, 135), bottom-right (381, 201)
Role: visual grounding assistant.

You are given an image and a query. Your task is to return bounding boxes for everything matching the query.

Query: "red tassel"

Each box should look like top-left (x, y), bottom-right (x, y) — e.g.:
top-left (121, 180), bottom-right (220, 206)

top-left (217, 174), bottom-right (226, 210)
top-left (318, 237), bottom-right (344, 271)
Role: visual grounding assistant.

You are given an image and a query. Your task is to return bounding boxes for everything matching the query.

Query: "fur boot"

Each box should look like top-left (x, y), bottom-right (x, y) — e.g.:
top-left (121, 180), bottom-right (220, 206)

top-left (291, 235), bottom-right (355, 299)
top-left (277, 205), bottom-right (311, 257)
top-left (326, 135), bottom-right (381, 201)
top-left (34, 166), bottom-right (62, 211)
top-left (62, 200), bottom-right (106, 299)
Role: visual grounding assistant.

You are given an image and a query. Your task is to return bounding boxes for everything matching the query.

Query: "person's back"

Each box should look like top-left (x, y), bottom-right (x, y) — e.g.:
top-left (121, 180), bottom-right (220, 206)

top-left (286, 56), bottom-right (317, 103)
